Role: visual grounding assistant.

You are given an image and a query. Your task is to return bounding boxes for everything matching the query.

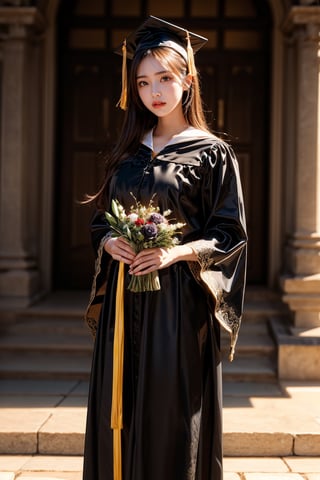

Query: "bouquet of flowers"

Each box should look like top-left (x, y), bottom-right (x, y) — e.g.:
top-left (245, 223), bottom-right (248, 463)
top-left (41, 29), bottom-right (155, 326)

top-left (105, 195), bottom-right (185, 292)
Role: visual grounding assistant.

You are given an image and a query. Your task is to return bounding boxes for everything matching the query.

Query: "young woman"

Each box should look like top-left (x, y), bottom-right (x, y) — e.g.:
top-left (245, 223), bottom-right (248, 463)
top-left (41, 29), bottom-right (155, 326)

top-left (83, 16), bottom-right (247, 480)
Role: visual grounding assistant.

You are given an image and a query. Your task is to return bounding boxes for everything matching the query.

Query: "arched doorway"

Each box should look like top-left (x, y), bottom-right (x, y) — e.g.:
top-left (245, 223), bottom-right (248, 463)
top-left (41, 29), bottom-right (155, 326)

top-left (54, 0), bottom-right (272, 289)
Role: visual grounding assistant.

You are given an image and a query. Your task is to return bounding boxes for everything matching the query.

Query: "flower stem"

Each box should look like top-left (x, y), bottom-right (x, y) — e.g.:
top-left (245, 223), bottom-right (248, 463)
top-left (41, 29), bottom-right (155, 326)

top-left (127, 270), bottom-right (161, 292)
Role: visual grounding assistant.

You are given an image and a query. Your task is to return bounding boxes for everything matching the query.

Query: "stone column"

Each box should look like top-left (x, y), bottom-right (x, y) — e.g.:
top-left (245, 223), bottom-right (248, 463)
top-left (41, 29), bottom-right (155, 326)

top-left (279, 7), bottom-right (320, 379)
top-left (0, 7), bottom-right (45, 310)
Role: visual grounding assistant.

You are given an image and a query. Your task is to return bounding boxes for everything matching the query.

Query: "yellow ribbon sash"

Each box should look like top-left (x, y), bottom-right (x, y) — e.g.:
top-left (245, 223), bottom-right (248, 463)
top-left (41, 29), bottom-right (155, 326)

top-left (111, 261), bottom-right (125, 480)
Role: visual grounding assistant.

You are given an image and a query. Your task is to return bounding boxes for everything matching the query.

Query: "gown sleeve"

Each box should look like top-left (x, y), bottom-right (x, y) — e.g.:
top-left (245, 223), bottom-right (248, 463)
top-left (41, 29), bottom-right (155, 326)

top-left (84, 210), bottom-right (113, 337)
top-left (187, 142), bottom-right (247, 361)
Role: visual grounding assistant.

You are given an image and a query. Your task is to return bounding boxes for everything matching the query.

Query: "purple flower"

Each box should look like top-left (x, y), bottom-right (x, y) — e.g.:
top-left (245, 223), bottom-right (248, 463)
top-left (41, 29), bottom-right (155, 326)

top-left (141, 222), bottom-right (158, 240)
top-left (149, 213), bottom-right (165, 225)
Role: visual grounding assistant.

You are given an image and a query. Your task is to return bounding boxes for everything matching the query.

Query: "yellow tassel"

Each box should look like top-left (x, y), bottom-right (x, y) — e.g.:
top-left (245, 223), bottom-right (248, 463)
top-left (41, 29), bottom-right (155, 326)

top-left (117, 39), bottom-right (128, 110)
top-left (113, 429), bottom-right (122, 480)
top-left (186, 31), bottom-right (197, 77)
top-left (111, 261), bottom-right (125, 480)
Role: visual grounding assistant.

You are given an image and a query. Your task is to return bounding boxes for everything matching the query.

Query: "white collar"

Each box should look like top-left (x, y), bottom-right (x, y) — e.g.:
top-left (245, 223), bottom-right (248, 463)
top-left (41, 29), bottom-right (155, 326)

top-left (142, 127), bottom-right (212, 151)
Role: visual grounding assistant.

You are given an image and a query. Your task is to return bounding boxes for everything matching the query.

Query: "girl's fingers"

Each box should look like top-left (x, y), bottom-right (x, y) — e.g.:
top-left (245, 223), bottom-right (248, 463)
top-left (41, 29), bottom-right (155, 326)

top-left (105, 237), bottom-right (136, 262)
top-left (130, 248), bottom-right (178, 274)
top-left (130, 254), bottom-right (154, 269)
top-left (130, 251), bottom-right (160, 274)
top-left (115, 248), bottom-right (135, 264)
top-left (117, 237), bottom-right (135, 253)
top-left (133, 249), bottom-right (157, 261)
top-left (130, 262), bottom-right (155, 275)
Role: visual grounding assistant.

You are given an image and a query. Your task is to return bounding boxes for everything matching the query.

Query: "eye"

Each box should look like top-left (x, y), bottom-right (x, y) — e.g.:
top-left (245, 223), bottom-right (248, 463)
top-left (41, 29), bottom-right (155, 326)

top-left (137, 80), bottom-right (148, 88)
top-left (160, 75), bottom-right (173, 82)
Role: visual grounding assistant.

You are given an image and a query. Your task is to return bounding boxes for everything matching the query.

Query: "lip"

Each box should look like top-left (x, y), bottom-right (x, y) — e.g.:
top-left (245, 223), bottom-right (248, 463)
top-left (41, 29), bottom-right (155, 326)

top-left (152, 101), bottom-right (166, 108)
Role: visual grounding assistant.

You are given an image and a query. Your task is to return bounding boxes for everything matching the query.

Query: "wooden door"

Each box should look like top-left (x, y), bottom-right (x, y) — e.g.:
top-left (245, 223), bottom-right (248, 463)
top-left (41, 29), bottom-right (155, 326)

top-left (54, 52), bottom-right (123, 288)
top-left (199, 54), bottom-right (269, 284)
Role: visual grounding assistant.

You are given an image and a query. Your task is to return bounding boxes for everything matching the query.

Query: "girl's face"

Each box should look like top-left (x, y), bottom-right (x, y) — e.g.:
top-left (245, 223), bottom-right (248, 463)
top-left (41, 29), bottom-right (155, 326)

top-left (136, 53), bottom-right (190, 118)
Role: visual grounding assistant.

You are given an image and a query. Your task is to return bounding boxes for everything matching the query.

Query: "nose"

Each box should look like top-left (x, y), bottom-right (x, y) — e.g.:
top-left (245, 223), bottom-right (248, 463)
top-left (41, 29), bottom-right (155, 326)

top-left (152, 89), bottom-right (161, 98)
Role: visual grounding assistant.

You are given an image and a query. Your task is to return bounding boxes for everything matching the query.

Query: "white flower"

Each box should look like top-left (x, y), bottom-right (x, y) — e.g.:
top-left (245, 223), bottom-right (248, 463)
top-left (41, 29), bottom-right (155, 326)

top-left (128, 213), bottom-right (139, 223)
top-left (116, 204), bottom-right (127, 220)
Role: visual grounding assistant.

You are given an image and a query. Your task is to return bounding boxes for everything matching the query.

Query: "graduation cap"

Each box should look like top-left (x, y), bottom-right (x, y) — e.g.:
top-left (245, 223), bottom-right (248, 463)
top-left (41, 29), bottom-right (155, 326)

top-left (115, 16), bottom-right (208, 110)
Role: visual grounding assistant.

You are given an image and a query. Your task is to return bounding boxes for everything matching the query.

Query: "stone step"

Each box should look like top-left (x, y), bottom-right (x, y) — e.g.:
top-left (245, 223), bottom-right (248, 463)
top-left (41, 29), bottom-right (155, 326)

top-left (19, 291), bottom-right (88, 319)
top-left (0, 333), bottom-right (92, 353)
top-left (222, 323), bottom-right (276, 357)
top-left (14, 288), bottom-right (286, 325)
top-left (11, 315), bottom-right (276, 341)
top-left (2, 324), bottom-right (274, 355)
top-left (0, 322), bottom-right (276, 381)
top-left (0, 350), bottom-right (276, 383)
top-left (222, 355), bottom-right (277, 382)
top-left (242, 302), bottom-right (287, 323)
top-left (0, 352), bottom-right (91, 380)
top-left (9, 318), bottom-right (89, 336)
top-left (0, 288), bottom-right (282, 382)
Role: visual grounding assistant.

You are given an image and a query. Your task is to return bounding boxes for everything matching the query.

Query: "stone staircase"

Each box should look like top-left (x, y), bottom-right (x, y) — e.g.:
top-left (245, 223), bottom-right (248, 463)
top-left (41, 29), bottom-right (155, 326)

top-left (1, 288), bottom-right (320, 459)
top-left (222, 287), bottom-right (287, 383)
top-left (0, 291), bottom-right (92, 380)
top-left (0, 287), bottom-right (286, 382)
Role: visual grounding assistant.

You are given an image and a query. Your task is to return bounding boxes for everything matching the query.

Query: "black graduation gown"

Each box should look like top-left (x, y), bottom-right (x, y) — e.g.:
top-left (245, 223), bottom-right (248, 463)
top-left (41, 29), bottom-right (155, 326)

top-left (83, 135), bottom-right (247, 480)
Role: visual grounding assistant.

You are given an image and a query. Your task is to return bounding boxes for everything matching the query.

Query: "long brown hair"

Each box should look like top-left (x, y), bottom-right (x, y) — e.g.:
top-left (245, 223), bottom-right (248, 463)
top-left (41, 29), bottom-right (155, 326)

top-left (92, 46), bottom-right (212, 209)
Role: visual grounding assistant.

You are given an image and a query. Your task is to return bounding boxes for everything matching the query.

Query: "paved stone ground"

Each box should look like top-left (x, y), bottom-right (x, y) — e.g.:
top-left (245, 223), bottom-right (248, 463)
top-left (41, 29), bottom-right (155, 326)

top-left (1, 379), bottom-right (319, 456)
top-left (0, 455), bottom-right (320, 479)
top-left (0, 379), bottom-right (319, 478)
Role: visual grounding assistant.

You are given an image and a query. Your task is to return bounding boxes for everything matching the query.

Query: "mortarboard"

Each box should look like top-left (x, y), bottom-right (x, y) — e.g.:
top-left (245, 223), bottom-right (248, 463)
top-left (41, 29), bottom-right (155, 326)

top-left (115, 16), bottom-right (208, 110)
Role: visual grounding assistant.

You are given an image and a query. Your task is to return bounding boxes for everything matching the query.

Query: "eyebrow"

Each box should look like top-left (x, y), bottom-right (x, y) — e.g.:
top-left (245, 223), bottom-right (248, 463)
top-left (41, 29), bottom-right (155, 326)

top-left (136, 70), bottom-right (169, 79)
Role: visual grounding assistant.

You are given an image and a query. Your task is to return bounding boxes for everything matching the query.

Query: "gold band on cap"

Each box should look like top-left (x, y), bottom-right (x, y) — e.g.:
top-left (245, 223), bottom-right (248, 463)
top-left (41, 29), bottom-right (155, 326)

top-left (117, 39), bottom-right (128, 110)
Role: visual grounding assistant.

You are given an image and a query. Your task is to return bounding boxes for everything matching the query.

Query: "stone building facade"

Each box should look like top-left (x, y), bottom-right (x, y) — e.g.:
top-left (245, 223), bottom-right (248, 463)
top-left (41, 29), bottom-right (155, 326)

top-left (0, 0), bottom-right (319, 378)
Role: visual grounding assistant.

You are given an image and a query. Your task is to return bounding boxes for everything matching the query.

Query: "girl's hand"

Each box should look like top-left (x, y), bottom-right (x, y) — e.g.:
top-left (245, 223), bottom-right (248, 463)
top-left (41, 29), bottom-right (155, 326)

top-left (104, 237), bottom-right (136, 264)
top-left (129, 245), bottom-right (197, 275)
